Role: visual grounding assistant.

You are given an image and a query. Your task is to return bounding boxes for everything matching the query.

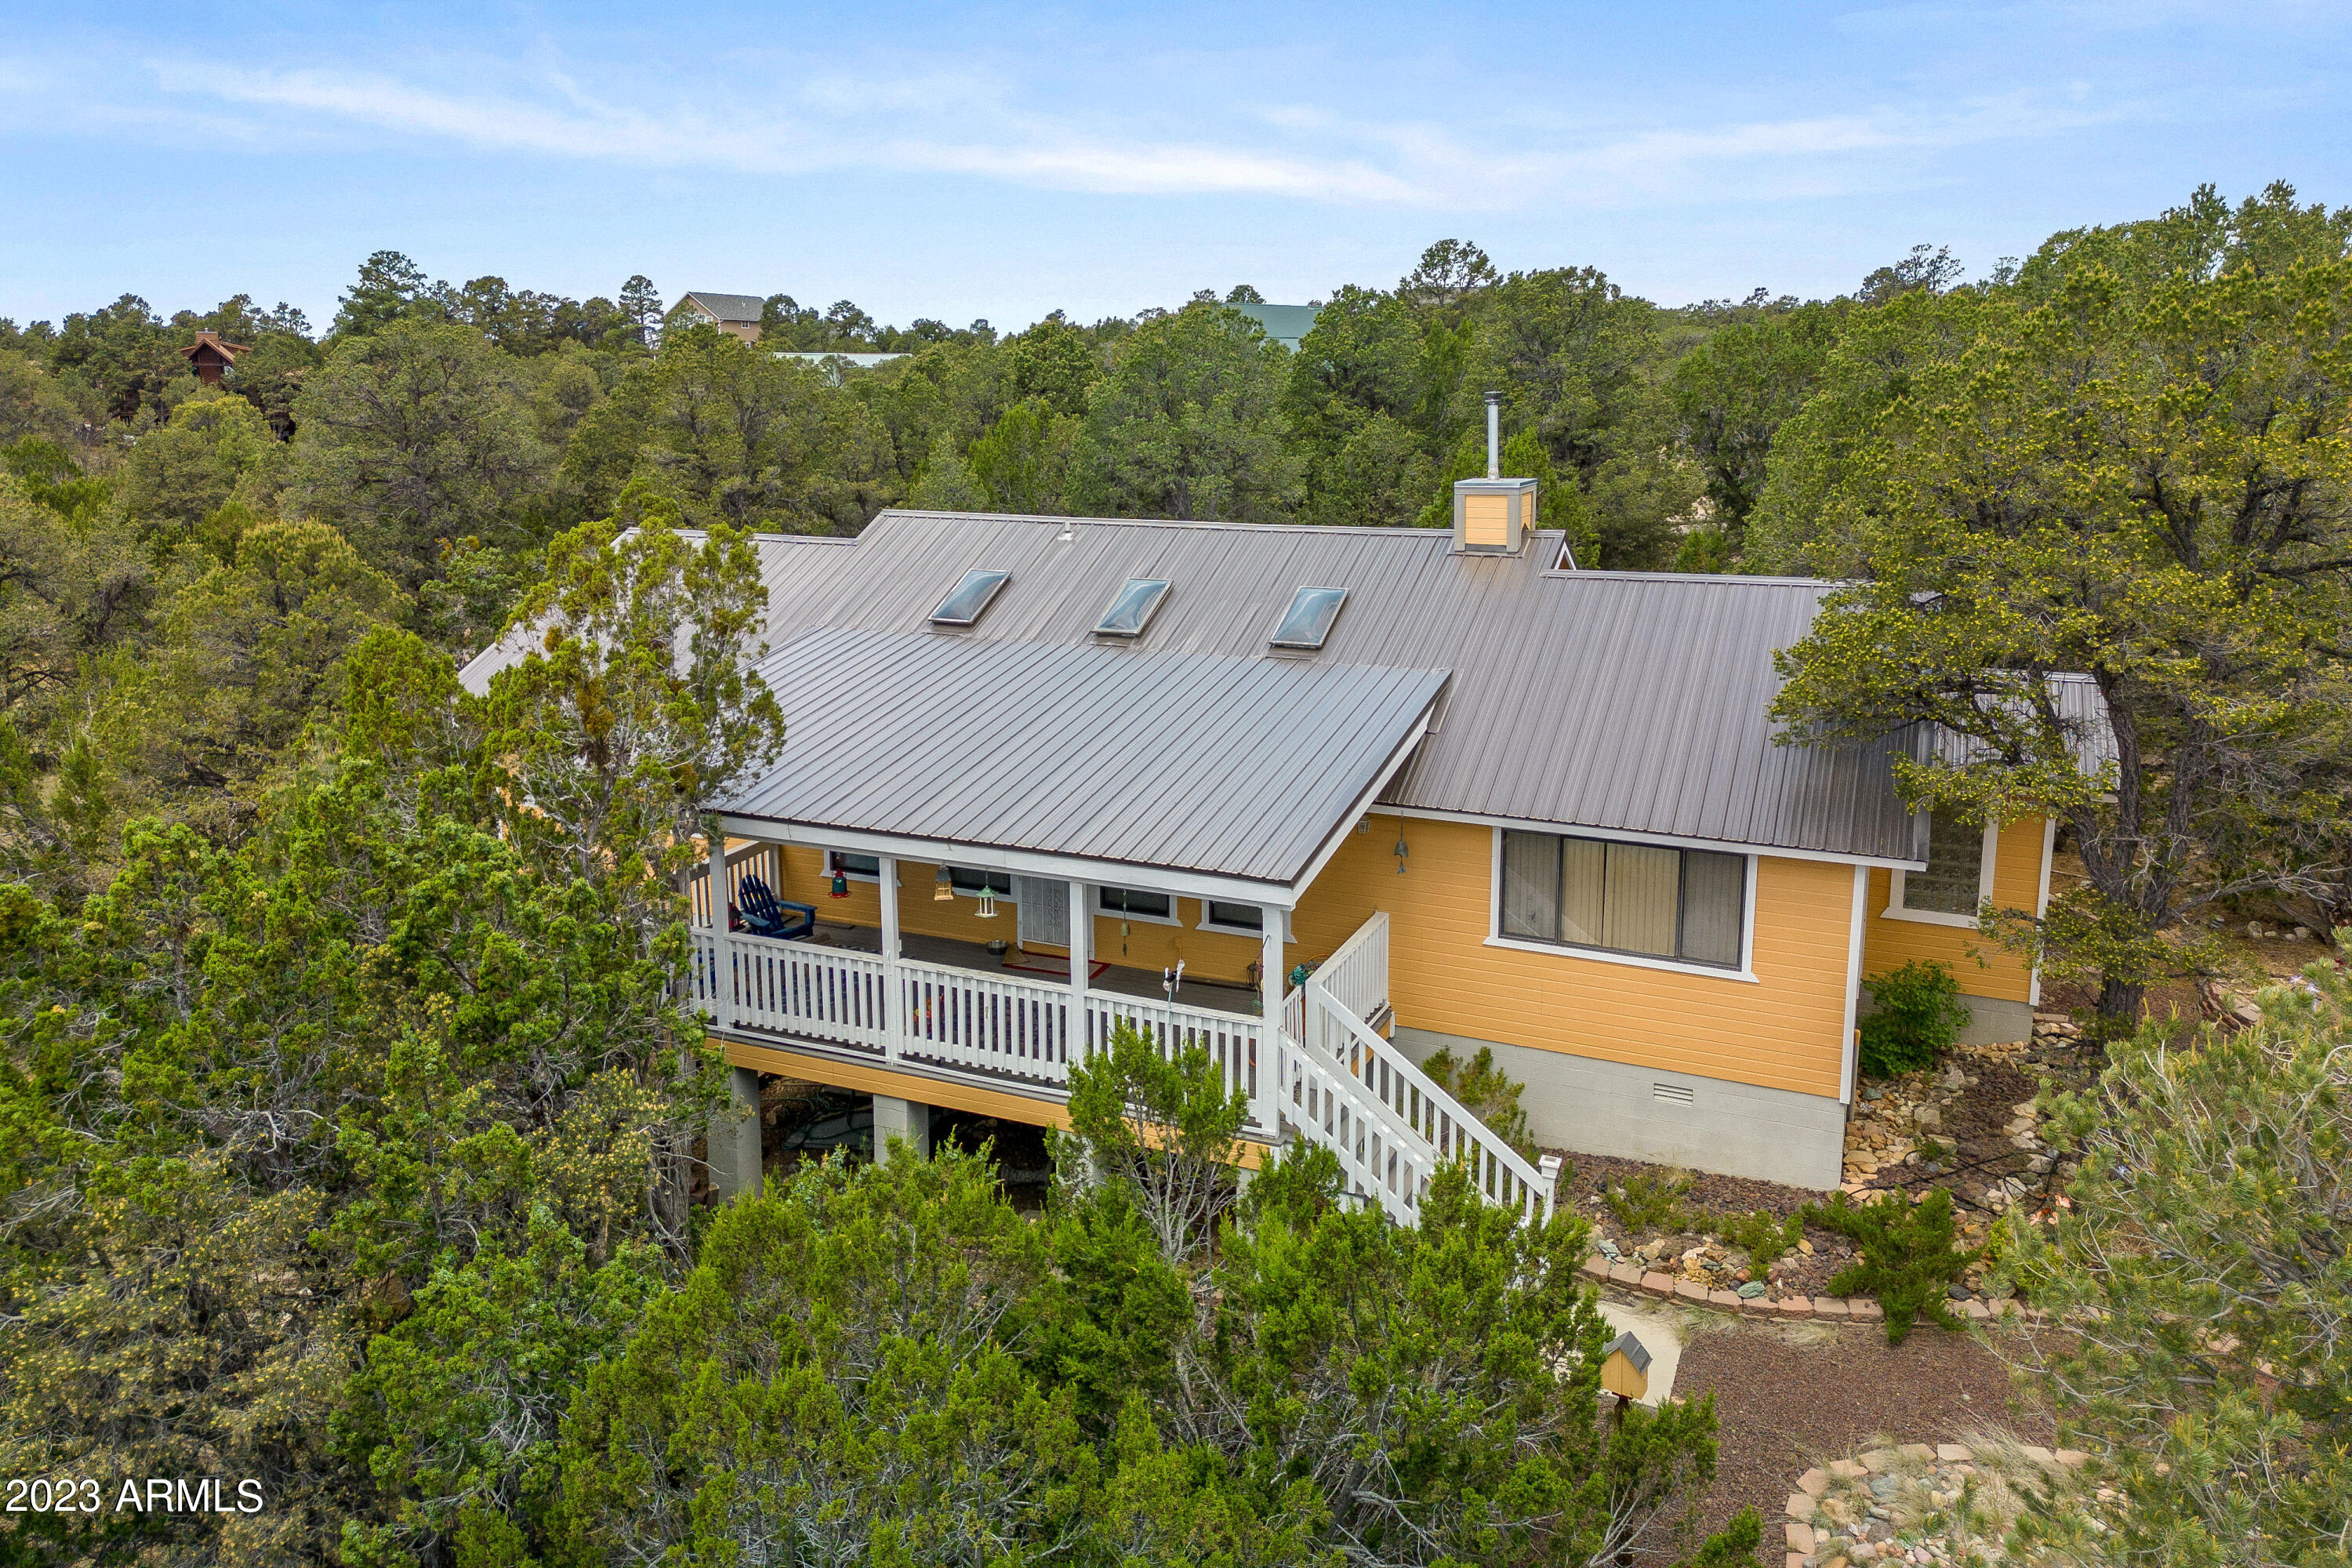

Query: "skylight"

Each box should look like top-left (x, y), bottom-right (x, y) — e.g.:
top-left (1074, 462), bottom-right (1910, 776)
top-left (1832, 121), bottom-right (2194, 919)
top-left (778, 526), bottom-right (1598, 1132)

top-left (1093, 578), bottom-right (1171, 637)
top-left (930, 568), bottom-right (1011, 626)
top-left (1269, 586), bottom-right (1348, 650)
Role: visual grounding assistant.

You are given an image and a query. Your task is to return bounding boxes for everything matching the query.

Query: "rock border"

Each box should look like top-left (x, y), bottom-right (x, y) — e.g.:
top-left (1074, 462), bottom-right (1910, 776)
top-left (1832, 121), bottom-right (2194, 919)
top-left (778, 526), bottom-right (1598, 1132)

top-left (1580, 1256), bottom-right (2045, 1324)
top-left (1782, 1441), bottom-right (2088, 1566)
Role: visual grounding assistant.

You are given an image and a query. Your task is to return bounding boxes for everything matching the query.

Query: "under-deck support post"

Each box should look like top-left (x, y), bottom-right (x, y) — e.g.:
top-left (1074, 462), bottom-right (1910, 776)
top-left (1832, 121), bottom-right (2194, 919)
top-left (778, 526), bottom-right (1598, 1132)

top-left (1067, 879), bottom-right (1091, 1065)
top-left (711, 1065), bottom-right (762, 1202)
top-left (873, 1095), bottom-right (931, 1163)
top-left (878, 855), bottom-right (902, 1065)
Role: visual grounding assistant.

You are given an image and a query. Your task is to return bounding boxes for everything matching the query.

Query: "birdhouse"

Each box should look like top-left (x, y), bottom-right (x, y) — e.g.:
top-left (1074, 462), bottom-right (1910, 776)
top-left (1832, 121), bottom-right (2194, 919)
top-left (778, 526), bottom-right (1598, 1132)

top-left (1600, 1330), bottom-right (1652, 1402)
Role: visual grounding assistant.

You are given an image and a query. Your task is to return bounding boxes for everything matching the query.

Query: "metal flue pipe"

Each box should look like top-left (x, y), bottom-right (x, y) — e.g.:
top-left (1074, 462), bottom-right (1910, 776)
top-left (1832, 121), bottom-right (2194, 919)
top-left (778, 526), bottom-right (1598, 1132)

top-left (1484, 390), bottom-right (1501, 479)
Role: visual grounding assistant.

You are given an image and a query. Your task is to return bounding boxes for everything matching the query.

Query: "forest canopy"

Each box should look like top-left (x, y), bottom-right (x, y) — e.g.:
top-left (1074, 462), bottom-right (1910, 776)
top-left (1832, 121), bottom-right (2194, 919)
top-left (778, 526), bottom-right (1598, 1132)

top-left (4, 181), bottom-right (2352, 1563)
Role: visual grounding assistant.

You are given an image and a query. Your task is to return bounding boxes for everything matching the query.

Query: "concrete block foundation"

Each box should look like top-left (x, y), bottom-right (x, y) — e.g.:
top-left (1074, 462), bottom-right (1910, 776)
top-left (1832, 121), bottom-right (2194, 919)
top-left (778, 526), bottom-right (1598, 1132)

top-left (1391, 1025), bottom-right (1846, 1191)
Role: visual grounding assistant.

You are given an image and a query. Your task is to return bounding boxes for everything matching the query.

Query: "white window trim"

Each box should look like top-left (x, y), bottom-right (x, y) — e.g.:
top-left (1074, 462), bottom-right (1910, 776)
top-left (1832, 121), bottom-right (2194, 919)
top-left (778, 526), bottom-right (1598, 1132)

top-left (1485, 829), bottom-right (1759, 983)
top-left (946, 866), bottom-right (1018, 903)
top-left (1095, 887), bottom-right (1179, 926)
top-left (1196, 906), bottom-right (1294, 940)
top-left (1885, 818), bottom-right (1998, 929)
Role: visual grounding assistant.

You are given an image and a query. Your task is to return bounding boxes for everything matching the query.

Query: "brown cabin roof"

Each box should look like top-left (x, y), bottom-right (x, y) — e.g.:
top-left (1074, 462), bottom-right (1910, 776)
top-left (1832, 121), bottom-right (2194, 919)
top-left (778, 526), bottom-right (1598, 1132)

top-left (179, 331), bottom-right (252, 362)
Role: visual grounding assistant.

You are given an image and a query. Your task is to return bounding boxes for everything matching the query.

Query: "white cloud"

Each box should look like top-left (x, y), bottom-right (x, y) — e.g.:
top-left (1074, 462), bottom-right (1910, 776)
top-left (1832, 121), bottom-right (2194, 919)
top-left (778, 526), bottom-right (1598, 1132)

top-left (139, 53), bottom-right (2122, 212)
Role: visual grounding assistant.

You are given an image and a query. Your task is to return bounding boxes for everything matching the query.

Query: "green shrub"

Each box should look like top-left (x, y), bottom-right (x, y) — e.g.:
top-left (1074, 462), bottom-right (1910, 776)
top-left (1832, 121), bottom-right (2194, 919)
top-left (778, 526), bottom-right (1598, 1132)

top-left (1714, 1207), bottom-right (1803, 1270)
top-left (1421, 1044), bottom-right (1539, 1160)
top-left (1857, 959), bottom-right (1971, 1077)
top-left (1803, 1187), bottom-right (1975, 1343)
top-left (1602, 1170), bottom-right (1694, 1235)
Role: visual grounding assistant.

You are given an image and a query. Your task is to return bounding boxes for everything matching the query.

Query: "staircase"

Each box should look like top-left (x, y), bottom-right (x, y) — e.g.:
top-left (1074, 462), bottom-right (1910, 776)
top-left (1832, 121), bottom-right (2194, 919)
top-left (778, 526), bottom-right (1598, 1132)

top-left (1276, 913), bottom-right (1563, 1226)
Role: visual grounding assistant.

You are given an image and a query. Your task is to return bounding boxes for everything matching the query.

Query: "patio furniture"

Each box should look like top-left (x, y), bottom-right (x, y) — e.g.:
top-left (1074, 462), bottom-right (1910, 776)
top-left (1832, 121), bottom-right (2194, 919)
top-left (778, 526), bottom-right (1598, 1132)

top-left (733, 874), bottom-right (815, 941)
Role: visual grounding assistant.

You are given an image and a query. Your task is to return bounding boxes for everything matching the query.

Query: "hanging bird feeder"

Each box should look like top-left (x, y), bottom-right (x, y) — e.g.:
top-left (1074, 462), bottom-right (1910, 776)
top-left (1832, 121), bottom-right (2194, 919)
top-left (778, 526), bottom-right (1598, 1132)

top-left (933, 866), bottom-right (955, 903)
top-left (975, 887), bottom-right (999, 920)
top-left (828, 864), bottom-right (851, 898)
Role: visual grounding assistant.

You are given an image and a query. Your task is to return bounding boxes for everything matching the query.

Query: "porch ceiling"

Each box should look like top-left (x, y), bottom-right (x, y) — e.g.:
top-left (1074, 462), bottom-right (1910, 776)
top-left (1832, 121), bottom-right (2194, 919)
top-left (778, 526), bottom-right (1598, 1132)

top-left (716, 627), bottom-right (1447, 887)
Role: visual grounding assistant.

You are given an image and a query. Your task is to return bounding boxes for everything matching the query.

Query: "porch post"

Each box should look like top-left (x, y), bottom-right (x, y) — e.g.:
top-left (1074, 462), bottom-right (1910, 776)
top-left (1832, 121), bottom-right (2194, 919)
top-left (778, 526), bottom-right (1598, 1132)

top-left (1067, 880), bottom-right (1091, 1065)
top-left (878, 855), bottom-right (902, 1065)
top-left (706, 829), bottom-right (733, 1030)
top-left (1258, 904), bottom-right (1285, 1139)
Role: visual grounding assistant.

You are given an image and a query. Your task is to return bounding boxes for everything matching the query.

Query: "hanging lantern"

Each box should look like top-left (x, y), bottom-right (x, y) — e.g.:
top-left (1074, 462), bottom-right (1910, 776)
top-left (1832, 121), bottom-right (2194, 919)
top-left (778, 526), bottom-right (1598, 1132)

top-left (828, 867), bottom-right (850, 898)
top-left (975, 887), bottom-right (999, 920)
top-left (933, 866), bottom-right (955, 903)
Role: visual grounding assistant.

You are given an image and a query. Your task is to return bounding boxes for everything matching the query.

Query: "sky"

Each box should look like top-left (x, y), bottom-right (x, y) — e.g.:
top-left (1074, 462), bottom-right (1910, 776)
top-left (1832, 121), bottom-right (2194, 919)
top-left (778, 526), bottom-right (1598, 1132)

top-left (2, 0), bottom-right (2348, 333)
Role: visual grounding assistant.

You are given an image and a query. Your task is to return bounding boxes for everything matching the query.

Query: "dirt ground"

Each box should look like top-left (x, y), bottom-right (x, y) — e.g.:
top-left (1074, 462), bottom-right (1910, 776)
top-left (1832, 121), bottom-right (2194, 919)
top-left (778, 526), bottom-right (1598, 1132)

top-left (1670, 1312), bottom-right (2056, 1544)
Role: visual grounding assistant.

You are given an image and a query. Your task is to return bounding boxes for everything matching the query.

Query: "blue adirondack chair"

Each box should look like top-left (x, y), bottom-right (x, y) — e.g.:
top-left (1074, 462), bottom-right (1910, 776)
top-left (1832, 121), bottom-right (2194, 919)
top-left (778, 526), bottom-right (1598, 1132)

top-left (732, 873), bottom-right (815, 941)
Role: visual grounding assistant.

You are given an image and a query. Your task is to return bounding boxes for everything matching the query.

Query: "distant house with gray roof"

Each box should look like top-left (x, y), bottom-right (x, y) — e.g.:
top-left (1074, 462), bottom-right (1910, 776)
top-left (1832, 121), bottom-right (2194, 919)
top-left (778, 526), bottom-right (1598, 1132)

top-left (673, 292), bottom-right (769, 343)
top-left (1231, 302), bottom-right (1321, 350)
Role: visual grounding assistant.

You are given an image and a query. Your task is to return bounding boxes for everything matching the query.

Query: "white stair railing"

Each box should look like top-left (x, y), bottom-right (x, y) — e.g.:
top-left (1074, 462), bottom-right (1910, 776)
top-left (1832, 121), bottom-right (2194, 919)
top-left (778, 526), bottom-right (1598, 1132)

top-left (1279, 964), bottom-right (1559, 1227)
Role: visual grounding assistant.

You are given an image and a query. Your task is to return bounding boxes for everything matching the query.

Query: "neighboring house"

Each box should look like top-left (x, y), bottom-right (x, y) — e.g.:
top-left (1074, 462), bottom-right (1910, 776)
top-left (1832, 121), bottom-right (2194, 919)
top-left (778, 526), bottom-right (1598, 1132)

top-left (179, 330), bottom-right (249, 387)
top-left (779, 350), bottom-right (912, 384)
top-left (1230, 302), bottom-right (1319, 350)
top-left (672, 292), bottom-right (769, 342)
top-left (459, 498), bottom-right (2102, 1214)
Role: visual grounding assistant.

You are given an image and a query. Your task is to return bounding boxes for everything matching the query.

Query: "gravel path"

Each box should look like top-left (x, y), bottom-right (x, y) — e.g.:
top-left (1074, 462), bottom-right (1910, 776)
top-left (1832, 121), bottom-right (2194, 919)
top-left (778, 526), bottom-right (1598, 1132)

top-left (1668, 1311), bottom-right (2056, 1546)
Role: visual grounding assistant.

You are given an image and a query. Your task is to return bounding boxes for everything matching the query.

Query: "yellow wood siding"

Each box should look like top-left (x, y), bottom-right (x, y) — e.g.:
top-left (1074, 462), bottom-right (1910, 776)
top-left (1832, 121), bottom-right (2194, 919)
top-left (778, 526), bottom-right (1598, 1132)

top-left (763, 847), bottom-right (1265, 983)
top-left (716, 1036), bottom-right (1270, 1163)
top-left (1463, 492), bottom-right (1509, 546)
top-left (1860, 817), bottom-right (2046, 1004)
top-left (1289, 816), bottom-right (1856, 1099)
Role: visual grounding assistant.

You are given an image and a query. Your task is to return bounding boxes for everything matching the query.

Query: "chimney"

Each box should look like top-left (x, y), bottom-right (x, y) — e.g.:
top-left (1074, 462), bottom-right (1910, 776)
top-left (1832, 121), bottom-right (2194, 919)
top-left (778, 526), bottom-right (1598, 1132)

top-left (1450, 390), bottom-right (1538, 556)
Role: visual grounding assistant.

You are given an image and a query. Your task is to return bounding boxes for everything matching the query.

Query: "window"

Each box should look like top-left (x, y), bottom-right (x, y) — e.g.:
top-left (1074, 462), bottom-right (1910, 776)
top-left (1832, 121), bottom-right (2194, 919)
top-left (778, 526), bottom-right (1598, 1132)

top-left (1201, 901), bottom-right (1263, 933)
top-left (1094, 578), bottom-right (1171, 637)
top-left (929, 568), bottom-right (1011, 626)
top-left (948, 866), bottom-right (1013, 898)
top-left (1269, 586), bottom-right (1348, 650)
top-left (1895, 811), bottom-right (1990, 920)
top-left (1499, 829), bottom-right (1746, 969)
top-left (1098, 886), bottom-right (1173, 921)
top-left (828, 851), bottom-right (880, 880)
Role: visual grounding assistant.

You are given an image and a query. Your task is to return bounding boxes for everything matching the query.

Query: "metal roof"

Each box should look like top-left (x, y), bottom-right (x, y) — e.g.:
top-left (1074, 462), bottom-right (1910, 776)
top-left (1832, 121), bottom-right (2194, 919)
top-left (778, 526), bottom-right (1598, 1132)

top-left (1230, 302), bottom-right (1322, 347)
top-left (677, 292), bottom-right (767, 323)
top-left (461, 511), bottom-right (2092, 867)
top-left (717, 628), bottom-right (1446, 884)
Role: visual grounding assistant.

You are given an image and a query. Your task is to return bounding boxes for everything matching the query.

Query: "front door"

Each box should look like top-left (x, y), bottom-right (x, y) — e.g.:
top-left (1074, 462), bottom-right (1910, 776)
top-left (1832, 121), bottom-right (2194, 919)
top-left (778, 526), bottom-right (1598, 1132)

top-left (1014, 877), bottom-right (1069, 948)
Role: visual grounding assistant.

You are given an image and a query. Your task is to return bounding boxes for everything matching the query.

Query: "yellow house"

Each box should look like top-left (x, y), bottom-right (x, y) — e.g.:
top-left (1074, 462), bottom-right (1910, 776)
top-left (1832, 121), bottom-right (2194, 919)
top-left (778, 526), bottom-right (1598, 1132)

top-left (461, 506), bottom-right (2090, 1207)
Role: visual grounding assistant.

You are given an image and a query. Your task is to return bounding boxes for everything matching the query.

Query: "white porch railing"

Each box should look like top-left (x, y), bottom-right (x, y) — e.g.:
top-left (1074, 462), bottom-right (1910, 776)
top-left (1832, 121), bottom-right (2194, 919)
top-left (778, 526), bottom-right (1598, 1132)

top-left (687, 906), bottom-right (1556, 1228)
top-left (688, 927), bottom-right (1266, 1125)
top-left (688, 840), bottom-right (786, 928)
top-left (691, 928), bottom-right (891, 1054)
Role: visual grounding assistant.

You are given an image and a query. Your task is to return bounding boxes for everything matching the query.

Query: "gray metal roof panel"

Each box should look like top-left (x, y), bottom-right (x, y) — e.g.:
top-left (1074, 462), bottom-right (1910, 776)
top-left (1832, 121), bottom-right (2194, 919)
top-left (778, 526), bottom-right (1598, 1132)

top-left (679, 292), bottom-right (768, 322)
top-left (458, 512), bottom-right (2114, 864)
top-left (715, 628), bottom-right (1447, 884)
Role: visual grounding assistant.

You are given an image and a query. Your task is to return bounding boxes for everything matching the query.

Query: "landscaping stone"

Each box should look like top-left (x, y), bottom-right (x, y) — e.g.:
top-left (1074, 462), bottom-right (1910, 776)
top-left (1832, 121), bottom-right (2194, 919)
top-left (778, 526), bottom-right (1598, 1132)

top-left (1581, 1255), bottom-right (1611, 1282)
top-left (1738, 1279), bottom-right (1769, 1298)
top-left (1849, 1298), bottom-right (1884, 1323)
top-left (1610, 1262), bottom-right (1644, 1288)
top-left (1775, 1294), bottom-right (1814, 1316)
top-left (1815, 1298), bottom-right (1850, 1320)
top-left (1676, 1279), bottom-right (1711, 1305)
top-left (1788, 1438), bottom-right (2075, 1567)
top-left (1641, 1270), bottom-right (1675, 1296)
top-left (1784, 1521), bottom-right (1814, 1553)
